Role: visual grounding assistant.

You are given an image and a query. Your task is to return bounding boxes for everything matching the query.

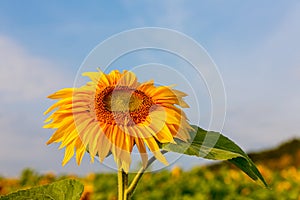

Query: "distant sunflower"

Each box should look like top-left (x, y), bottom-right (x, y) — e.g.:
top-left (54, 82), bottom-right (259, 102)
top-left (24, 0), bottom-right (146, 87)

top-left (44, 69), bottom-right (192, 172)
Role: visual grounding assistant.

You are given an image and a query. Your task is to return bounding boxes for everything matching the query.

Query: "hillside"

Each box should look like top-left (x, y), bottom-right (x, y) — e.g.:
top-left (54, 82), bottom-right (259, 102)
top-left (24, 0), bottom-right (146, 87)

top-left (248, 138), bottom-right (300, 170)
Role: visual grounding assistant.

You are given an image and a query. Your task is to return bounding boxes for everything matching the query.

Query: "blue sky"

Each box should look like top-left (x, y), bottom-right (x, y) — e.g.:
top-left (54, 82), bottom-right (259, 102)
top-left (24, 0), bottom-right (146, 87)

top-left (1, 1), bottom-right (300, 177)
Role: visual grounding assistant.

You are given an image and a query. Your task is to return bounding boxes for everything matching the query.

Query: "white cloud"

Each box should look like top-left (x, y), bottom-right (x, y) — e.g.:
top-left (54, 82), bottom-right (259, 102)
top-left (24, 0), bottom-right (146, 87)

top-left (220, 3), bottom-right (300, 150)
top-left (158, 1), bottom-right (190, 30)
top-left (121, 0), bottom-right (190, 30)
top-left (0, 35), bottom-right (73, 176)
top-left (0, 35), bottom-right (71, 103)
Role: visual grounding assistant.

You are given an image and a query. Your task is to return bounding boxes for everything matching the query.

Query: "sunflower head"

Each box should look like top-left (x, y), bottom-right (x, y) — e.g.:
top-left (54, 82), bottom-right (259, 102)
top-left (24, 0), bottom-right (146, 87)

top-left (44, 69), bottom-right (193, 172)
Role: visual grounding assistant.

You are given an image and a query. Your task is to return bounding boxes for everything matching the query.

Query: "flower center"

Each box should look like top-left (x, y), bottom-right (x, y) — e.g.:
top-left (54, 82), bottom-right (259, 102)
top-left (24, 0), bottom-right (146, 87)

top-left (103, 90), bottom-right (143, 112)
top-left (94, 86), bottom-right (154, 126)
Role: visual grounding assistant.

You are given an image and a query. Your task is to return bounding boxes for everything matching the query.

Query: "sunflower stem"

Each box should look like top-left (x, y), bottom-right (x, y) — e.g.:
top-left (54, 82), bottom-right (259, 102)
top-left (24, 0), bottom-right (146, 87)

top-left (118, 169), bottom-right (123, 200)
top-left (126, 150), bottom-right (167, 198)
top-left (123, 170), bottom-right (128, 200)
top-left (118, 170), bottom-right (123, 200)
top-left (118, 169), bottom-right (129, 200)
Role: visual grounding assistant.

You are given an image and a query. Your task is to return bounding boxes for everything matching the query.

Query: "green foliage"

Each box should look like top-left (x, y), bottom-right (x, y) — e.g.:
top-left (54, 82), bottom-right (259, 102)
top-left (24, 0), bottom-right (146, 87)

top-left (128, 166), bottom-right (299, 200)
top-left (1, 138), bottom-right (299, 199)
top-left (19, 168), bottom-right (39, 186)
top-left (1, 165), bottom-right (300, 200)
top-left (161, 125), bottom-right (267, 187)
top-left (92, 173), bottom-right (118, 200)
top-left (0, 179), bottom-right (83, 200)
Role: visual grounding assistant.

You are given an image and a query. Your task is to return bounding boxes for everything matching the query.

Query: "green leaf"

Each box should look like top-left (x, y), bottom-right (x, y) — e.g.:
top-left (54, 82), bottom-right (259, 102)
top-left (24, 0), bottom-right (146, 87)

top-left (0, 179), bottom-right (84, 200)
top-left (161, 125), bottom-right (268, 187)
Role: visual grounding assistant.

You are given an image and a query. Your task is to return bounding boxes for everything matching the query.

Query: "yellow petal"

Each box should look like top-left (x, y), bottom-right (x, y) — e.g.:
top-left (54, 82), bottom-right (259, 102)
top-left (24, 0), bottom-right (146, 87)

top-left (47, 88), bottom-right (73, 99)
top-left (120, 151), bottom-right (131, 173)
top-left (46, 129), bottom-right (65, 144)
top-left (82, 71), bottom-right (100, 83)
top-left (143, 137), bottom-right (160, 153)
top-left (62, 143), bottom-right (75, 166)
top-left (75, 138), bottom-right (85, 165)
top-left (117, 71), bottom-right (138, 88)
top-left (152, 150), bottom-right (168, 166)
top-left (44, 97), bottom-right (72, 115)
top-left (143, 137), bottom-right (169, 165)
top-left (153, 125), bottom-right (175, 143)
top-left (98, 129), bottom-right (112, 162)
top-left (135, 138), bottom-right (148, 169)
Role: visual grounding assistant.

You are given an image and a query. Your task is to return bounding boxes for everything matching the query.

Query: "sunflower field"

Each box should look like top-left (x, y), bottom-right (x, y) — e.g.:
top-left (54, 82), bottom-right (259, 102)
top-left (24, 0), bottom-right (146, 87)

top-left (2, 139), bottom-right (300, 199)
top-left (1, 163), bottom-right (299, 200)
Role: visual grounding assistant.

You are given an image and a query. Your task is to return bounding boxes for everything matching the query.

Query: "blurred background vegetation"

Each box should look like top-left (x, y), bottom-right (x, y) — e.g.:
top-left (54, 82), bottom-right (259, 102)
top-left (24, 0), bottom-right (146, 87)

top-left (1, 139), bottom-right (299, 200)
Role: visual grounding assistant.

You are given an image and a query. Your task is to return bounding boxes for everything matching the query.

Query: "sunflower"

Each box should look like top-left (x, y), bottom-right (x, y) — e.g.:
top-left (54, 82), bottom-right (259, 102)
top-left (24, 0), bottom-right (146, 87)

top-left (44, 69), bottom-right (192, 172)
